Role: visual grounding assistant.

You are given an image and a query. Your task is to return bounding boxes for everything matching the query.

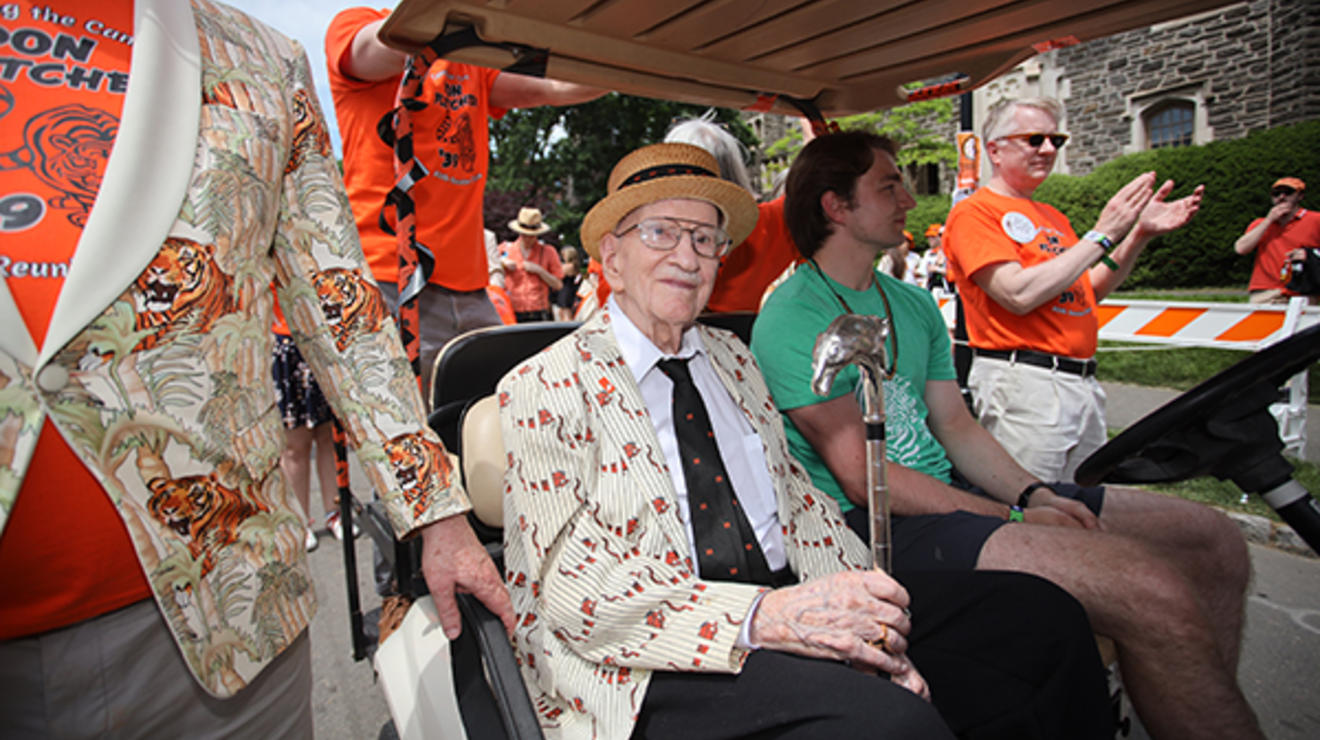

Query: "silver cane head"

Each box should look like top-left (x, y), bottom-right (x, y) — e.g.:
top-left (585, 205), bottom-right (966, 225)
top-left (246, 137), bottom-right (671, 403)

top-left (810, 313), bottom-right (893, 396)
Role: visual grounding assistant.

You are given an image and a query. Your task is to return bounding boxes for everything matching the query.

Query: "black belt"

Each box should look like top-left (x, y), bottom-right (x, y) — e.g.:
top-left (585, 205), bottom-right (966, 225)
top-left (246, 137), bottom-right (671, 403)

top-left (973, 348), bottom-right (1097, 378)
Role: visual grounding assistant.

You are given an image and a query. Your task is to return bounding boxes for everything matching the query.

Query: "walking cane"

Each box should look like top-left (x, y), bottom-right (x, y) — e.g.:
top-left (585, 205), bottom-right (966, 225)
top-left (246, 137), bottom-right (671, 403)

top-left (810, 313), bottom-right (895, 572)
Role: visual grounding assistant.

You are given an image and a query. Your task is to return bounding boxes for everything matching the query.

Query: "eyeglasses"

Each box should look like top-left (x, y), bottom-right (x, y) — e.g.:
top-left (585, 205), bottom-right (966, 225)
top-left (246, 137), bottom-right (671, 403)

top-left (614, 217), bottom-right (732, 258)
top-left (1272, 187), bottom-right (1298, 198)
top-left (998, 132), bottom-right (1070, 149)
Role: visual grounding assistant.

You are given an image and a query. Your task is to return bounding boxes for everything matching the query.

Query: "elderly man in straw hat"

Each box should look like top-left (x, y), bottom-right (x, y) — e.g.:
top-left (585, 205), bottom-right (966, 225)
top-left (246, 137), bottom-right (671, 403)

top-left (499, 206), bottom-right (565, 322)
top-left (495, 143), bottom-right (1114, 740)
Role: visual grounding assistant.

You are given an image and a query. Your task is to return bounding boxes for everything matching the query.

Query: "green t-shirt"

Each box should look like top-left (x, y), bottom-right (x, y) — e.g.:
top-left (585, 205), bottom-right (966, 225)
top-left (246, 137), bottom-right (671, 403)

top-left (751, 264), bottom-right (955, 512)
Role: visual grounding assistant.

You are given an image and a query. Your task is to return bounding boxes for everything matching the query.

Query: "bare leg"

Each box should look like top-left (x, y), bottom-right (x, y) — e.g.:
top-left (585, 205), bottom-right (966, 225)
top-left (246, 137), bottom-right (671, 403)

top-left (978, 521), bottom-right (1262, 740)
top-left (311, 422), bottom-right (339, 521)
top-left (282, 426), bottom-right (315, 527)
top-left (1099, 486), bottom-right (1251, 670)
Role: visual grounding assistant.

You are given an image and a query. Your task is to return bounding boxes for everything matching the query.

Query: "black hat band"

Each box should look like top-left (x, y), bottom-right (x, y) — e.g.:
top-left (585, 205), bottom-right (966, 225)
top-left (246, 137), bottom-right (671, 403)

top-left (619, 163), bottom-right (716, 189)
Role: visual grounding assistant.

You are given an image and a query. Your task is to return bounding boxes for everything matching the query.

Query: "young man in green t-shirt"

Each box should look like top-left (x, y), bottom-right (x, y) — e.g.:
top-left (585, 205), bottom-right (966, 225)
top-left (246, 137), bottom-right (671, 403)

top-left (751, 131), bottom-right (1261, 740)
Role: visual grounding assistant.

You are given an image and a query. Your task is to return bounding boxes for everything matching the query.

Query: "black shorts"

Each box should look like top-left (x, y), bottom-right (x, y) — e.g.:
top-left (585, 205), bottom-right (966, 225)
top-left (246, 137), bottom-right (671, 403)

top-left (843, 476), bottom-right (1105, 571)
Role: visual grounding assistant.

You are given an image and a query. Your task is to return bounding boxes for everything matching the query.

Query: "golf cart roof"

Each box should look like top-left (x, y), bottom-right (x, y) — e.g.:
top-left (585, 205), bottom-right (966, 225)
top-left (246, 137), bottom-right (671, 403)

top-left (379, 0), bottom-right (1236, 118)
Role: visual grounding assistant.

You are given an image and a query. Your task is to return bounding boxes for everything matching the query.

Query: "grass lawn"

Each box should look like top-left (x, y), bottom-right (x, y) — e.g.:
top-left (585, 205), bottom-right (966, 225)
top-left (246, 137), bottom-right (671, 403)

top-left (1136, 458), bottom-right (1320, 523)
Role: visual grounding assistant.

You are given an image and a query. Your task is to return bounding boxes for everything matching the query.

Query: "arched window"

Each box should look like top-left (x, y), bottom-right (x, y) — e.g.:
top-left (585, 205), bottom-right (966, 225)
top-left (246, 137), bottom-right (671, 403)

top-left (1145, 101), bottom-right (1194, 149)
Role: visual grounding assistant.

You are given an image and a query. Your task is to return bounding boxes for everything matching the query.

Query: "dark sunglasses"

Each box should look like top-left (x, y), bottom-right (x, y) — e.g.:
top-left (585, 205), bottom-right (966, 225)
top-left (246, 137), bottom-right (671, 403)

top-left (998, 132), bottom-right (1070, 149)
top-left (1272, 187), bottom-right (1297, 197)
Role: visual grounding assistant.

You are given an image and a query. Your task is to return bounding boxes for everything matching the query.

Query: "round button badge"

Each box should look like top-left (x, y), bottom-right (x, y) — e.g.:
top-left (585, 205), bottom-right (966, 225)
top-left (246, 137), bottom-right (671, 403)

top-left (1001, 212), bottom-right (1039, 244)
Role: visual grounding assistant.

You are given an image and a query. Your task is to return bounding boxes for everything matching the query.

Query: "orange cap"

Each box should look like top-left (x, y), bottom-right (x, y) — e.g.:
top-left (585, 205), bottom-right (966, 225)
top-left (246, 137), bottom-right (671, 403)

top-left (1273, 177), bottom-right (1305, 191)
top-left (925, 223), bottom-right (943, 237)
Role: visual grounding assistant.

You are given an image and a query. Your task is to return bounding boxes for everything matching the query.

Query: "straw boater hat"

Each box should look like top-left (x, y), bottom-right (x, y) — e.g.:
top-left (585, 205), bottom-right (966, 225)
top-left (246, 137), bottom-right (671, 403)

top-left (580, 143), bottom-right (757, 261)
top-left (509, 206), bottom-right (552, 235)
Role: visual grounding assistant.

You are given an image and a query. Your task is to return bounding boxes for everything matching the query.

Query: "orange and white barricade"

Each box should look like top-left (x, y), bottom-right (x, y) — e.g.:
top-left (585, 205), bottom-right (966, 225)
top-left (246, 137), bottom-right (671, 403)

top-left (938, 295), bottom-right (1319, 457)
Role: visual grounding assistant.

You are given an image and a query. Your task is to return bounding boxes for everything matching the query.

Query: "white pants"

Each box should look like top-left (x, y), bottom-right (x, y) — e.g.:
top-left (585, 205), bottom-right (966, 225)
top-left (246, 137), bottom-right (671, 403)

top-left (968, 357), bottom-right (1108, 482)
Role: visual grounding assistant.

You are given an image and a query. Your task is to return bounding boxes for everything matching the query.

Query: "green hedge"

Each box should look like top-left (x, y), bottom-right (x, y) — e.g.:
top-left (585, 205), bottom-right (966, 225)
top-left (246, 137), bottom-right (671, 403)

top-left (1032, 120), bottom-right (1320, 288)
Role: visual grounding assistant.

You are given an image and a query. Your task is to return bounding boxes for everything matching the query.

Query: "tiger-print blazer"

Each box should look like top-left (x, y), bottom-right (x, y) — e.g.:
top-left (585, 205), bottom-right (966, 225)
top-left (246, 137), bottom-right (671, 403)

top-left (499, 307), bottom-right (870, 740)
top-left (0, 0), bottom-right (467, 697)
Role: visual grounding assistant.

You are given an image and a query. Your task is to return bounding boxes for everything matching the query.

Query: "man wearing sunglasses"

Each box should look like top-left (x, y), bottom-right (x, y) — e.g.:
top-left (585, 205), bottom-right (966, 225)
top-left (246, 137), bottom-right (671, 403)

top-left (1234, 177), bottom-right (1320, 303)
top-left (943, 97), bottom-right (1204, 484)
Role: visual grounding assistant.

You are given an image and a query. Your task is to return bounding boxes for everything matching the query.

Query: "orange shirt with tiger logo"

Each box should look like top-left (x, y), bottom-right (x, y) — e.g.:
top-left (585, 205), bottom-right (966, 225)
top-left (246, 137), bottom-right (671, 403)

top-left (0, 0), bottom-right (151, 639)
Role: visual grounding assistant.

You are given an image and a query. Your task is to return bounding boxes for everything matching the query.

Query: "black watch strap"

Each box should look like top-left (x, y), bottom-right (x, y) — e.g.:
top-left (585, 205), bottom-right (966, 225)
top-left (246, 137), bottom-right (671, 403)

top-left (1017, 481), bottom-right (1054, 508)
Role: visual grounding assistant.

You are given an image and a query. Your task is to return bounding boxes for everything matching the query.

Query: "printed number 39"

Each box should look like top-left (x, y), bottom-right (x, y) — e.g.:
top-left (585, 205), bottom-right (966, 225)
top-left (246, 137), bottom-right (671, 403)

top-left (0, 194), bottom-right (45, 232)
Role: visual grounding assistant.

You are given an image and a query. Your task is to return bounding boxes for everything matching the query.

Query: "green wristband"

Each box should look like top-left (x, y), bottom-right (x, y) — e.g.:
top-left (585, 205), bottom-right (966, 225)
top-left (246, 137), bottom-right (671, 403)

top-left (1098, 255), bottom-right (1119, 271)
top-left (1007, 505), bottom-right (1026, 522)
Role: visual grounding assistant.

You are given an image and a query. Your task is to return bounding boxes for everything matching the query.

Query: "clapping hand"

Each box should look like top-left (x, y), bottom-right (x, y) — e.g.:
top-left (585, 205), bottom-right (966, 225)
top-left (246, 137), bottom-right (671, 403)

top-left (1137, 180), bottom-right (1205, 238)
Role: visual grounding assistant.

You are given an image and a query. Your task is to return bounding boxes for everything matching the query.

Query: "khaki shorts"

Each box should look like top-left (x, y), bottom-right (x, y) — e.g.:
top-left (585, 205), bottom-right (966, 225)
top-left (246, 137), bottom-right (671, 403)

top-left (968, 356), bottom-right (1108, 482)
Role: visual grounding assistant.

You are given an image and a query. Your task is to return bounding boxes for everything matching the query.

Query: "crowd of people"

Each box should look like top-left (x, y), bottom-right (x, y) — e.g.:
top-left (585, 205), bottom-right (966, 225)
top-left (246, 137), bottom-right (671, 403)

top-left (1, 1), bottom-right (1300, 739)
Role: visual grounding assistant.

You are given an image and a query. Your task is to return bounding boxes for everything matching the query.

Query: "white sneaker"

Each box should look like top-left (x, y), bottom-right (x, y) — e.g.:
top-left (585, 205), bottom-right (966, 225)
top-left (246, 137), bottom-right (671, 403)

top-left (326, 511), bottom-right (360, 542)
top-left (304, 528), bottom-right (319, 552)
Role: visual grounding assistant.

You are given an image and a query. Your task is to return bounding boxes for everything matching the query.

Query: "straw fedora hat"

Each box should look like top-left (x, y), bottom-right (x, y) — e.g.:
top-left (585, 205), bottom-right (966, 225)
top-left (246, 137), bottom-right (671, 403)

top-left (580, 143), bottom-right (757, 261)
top-left (509, 207), bottom-right (552, 235)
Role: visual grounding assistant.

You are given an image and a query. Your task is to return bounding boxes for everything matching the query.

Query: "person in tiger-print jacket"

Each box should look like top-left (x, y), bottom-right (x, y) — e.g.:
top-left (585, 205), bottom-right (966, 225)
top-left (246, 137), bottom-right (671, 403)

top-left (0, 1), bottom-right (509, 734)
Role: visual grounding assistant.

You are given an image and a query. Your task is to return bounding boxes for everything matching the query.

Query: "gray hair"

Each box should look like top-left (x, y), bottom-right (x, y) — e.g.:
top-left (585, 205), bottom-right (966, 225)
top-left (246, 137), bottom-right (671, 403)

top-left (664, 113), bottom-right (755, 194)
top-left (982, 97), bottom-right (1065, 143)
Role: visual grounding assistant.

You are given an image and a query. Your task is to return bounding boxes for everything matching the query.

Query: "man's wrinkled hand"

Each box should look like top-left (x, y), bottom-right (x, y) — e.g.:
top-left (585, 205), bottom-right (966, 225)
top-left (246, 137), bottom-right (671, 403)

top-left (748, 570), bottom-right (930, 699)
top-left (419, 514), bottom-right (515, 639)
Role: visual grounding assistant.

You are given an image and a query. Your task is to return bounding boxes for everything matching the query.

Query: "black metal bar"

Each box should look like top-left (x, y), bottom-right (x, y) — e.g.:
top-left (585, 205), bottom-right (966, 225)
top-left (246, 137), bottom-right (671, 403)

top-left (332, 420), bottom-right (370, 662)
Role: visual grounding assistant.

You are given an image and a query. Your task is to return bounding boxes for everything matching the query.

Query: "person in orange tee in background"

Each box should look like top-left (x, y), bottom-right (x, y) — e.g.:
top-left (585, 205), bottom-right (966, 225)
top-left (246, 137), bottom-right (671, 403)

top-left (325, 7), bottom-right (603, 394)
top-left (1234, 177), bottom-right (1320, 303)
top-left (665, 116), bottom-right (801, 314)
top-left (943, 96), bottom-right (1204, 483)
top-left (499, 206), bottom-right (564, 322)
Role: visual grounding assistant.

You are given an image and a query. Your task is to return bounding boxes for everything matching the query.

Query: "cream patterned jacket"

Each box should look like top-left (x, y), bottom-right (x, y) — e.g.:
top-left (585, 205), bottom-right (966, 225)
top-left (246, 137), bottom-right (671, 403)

top-left (0, 0), bottom-right (467, 697)
top-left (499, 307), bottom-right (870, 740)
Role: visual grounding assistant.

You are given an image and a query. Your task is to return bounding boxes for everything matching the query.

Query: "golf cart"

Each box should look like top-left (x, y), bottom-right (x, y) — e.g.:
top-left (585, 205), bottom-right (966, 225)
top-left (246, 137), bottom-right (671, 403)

top-left (334, 1), bottom-right (1320, 737)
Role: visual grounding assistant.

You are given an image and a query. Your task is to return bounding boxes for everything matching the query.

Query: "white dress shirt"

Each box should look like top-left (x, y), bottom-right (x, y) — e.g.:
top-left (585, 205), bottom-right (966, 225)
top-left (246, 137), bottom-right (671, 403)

top-left (607, 298), bottom-right (788, 574)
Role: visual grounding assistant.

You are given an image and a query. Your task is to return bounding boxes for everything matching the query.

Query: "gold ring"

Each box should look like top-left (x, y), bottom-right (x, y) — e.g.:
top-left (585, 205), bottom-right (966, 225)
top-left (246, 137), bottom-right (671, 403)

top-left (867, 623), bottom-right (890, 651)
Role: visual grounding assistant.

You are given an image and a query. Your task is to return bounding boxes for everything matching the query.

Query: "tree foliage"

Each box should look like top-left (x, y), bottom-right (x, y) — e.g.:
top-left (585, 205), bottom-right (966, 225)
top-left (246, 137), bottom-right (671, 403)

top-left (485, 94), bottom-right (755, 246)
top-left (763, 98), bottom-right (958, 184)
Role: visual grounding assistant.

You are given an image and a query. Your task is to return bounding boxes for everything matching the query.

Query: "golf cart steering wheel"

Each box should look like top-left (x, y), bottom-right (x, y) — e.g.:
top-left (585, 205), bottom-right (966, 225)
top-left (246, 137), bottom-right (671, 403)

top-left (1074, 323), bottom-right (1320, 555)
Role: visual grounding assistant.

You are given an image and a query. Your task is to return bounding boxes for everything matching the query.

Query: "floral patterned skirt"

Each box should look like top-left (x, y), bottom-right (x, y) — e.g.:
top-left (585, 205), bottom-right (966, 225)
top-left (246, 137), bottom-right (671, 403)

top-left (272, 334), bottom-right (333, 429)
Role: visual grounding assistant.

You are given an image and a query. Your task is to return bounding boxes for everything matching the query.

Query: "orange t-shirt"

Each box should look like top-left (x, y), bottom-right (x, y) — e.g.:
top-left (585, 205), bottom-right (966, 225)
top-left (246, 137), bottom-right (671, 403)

top-left (944, 187), bottom-right (1098, 358)
top-left (326, 7), bottom-right (506, 292)
top-left (0, 0), bottom-right (152, 639)
top-left (499, 239), bottom-right (563, 313)
top-left (706, 198), bottom-right (801, 313)
top-left (1244, 209), bottom-right (1320, 292)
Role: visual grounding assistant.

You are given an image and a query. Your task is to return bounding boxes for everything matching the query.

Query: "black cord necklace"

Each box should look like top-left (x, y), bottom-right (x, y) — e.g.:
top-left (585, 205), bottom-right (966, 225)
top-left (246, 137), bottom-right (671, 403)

top-left (807, 258), bottom-right (899, 379)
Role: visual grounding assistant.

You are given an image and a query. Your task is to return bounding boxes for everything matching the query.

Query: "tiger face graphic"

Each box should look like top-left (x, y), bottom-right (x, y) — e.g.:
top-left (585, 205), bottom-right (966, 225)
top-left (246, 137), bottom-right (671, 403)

top-left (146, 473), bottom-right (265, 576)
top-left (384, 432), bottom-right (452, 518)
top-left (285, 88), bottom-right (332, 175)
top-left (312, 267), bottom-right (387, 351)
top-left (131, 238), bottom-right (236, 352)
top-left (0, 103), bottom-right (118, 227)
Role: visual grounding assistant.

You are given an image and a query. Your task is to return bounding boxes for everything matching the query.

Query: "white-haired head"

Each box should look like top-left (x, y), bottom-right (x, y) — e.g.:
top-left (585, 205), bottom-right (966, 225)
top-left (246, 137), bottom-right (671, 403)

top-left (982, 97), bottom-right (1064, 144)
top-left (664, 112), bottom-right (755, 194)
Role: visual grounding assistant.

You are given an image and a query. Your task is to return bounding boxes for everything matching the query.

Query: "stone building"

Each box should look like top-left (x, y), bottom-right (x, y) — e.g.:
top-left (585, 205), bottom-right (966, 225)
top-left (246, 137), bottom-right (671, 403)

top-left (747, 0), bottom-right (1318, 187)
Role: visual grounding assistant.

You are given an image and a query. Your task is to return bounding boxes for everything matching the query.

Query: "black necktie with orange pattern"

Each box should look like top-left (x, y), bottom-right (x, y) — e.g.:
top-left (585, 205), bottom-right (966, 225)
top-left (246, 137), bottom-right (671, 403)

top-left (657, 357), bottom-right (773, 585)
